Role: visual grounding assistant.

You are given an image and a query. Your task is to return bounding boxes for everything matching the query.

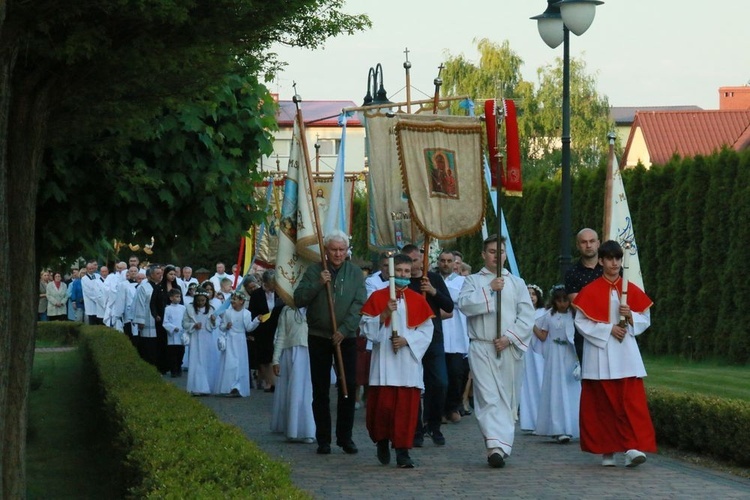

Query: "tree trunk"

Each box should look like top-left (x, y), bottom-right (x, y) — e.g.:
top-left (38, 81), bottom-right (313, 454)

top-left (1, 56), bottom-right (52, 497)
top-left (0, 49), bottom-right (13, 500)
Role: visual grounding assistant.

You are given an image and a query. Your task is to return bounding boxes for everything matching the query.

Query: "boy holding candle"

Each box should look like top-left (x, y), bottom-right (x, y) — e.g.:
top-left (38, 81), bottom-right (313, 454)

top-left (572, 240), bottom-right (655, 467)
top-left (359, 253), bottom-right (434, 468)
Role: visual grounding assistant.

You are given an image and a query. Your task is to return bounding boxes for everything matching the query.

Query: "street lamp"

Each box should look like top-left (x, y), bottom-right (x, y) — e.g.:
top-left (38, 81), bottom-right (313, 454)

top-left (532, 0), bottom-right (602, 280)
top-left (362, 63), bottom-right (393, 107)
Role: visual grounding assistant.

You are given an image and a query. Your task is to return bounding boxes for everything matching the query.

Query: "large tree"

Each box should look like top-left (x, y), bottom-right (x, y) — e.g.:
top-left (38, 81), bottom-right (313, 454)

top-left (0, 1), bottom-right (369, 496)
top-left (441, 38), bottom-right (614, 182)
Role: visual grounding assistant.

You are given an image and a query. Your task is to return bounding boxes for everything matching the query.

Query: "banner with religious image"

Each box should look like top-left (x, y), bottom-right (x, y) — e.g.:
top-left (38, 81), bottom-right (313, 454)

top-left (364, 112), bottom-right (421, 251)
top-left (246, 176), bottom-right (285, 269)
top-left (275, 117), bottom-right (318, 306)
top-left (394, 114), bottom-right (485, 240)
top-left (605, 151), bottom-right (644, 290)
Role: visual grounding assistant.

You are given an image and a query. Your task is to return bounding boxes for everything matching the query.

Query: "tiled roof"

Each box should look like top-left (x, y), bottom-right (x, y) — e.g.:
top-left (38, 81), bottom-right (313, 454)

top-left (624, 110), bottom-right (750, 166)
top-left (276, 100), bottom-right (362, 127)
top-left (610, 105), bottom-right (702, 124)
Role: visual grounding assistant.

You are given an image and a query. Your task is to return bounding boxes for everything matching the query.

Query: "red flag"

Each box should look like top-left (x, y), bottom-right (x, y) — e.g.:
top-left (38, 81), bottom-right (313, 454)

top-left (484, 99), bottom-right (523, 196)
top-left (503, 99), bottom-right (522, 196)
top-left (484, 100), bottom-right (500, 188)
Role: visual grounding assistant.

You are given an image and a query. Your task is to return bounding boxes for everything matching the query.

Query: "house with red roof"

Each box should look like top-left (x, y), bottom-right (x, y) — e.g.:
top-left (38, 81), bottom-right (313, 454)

top-left (620, 85), bottom-right (750, 169)
top-left (622, 109), bottom-right (750, 168)
top-left (259, 96), bottom-right (366, 174)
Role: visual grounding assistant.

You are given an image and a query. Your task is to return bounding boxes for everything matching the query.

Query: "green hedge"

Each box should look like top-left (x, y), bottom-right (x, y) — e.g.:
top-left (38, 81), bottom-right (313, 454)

top-left (36, 321), bottom-right (80, 345)
top-left (352, 148), bottom-right (750, 363)
top-left (648, 387), bottom-right (750, 466)
top-left (79, 326), bottom-right (309, 499)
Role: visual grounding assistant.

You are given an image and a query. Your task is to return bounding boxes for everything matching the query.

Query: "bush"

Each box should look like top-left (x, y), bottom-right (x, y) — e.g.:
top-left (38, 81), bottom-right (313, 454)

top-left (80, 326), bottom-right (309, 499)
top-left (36, 321), bottom-right (80, 345)
top-left (648, 387), bottom-right (750, 467)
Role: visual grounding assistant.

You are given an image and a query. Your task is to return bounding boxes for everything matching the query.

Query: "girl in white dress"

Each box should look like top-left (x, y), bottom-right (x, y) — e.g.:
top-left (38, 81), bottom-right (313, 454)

top-left (217, 291), bottom-right (260, 397)
top-left (519, 284), bottom-right (546, 433)
top-left (182, 288), bottom-right (220, 396)
top-left (534, 285), bottom-right (581, 442)
top-left (270, 305), bottom-right (315, 443)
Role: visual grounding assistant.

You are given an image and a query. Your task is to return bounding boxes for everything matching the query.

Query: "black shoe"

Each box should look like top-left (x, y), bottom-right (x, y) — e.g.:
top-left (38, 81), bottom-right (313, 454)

top-left (396, 449), bottom-right (414, 468)
top-left (488, 452), bottom-right (506, 468)
top-left (412, 433), bottom-right (424, 448)
top-left (264, 385), bottom-right (275, 393)
top-left (429, 428), bottom-right (446, 446)
top-left (339, 441), bottom-right (358, 454)
top-left (229, 388), bottom-right (241, 398)
top-left (317, 444), bottom-right (331, 455)
top-left (376, 440), bottom-right (390, 465)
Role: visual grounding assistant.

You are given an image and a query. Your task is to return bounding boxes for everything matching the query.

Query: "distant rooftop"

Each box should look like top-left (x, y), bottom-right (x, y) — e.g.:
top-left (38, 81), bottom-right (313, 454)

top-left (611, 105), bottom-right (703, 125)
top-left (275, 100), bottom-right (362, 127)
top-left (624, 109), bottom-right (750, 166)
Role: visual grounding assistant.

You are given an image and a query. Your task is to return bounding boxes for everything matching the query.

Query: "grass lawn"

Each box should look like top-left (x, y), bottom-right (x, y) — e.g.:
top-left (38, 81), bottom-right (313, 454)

top-left (642, 354), bottom-right (750, 402)
top-left (27, 349), bottom-right (117, 499)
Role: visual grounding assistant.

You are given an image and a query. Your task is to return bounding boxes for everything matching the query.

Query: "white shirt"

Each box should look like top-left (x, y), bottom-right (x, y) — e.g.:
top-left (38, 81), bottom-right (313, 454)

top-left (574, 289), bottom-right (650, 380)
top-left (442, 273), bottom-right (469, 355)
top-left (360, 294), bottom-right (434, 389)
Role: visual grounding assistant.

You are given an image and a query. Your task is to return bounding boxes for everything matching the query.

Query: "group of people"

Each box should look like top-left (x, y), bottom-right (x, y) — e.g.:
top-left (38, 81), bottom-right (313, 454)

top-left (284, 227), bottom-right (655, 470)
top-left (39, 225), bottom-right (656, 471)
top-left (518, 228), bottom-right (656, 468)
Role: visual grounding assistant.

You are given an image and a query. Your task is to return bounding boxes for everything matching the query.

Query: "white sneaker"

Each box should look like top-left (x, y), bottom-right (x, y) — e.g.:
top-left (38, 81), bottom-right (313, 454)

top-left (624, 449), bottom-right (647, 467)
top-left (602, 453), bottom-right (616, 467)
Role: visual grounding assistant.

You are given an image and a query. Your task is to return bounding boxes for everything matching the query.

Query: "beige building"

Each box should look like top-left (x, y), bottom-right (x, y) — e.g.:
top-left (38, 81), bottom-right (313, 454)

top-left (260, 96), bottom-right (366, 174)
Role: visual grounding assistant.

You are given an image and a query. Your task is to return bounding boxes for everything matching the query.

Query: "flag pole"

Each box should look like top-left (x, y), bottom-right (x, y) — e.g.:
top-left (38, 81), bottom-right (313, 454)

top-left (495, 100), bottom-right (504, 351)
top-left (603, 132), bottom-right (616, 238)
top-left (420, 64), bottom-right (445, 288)
top-left (403, 47), bottom-right (412, 114)
top-left (293, 91), bottom-right (348, 398)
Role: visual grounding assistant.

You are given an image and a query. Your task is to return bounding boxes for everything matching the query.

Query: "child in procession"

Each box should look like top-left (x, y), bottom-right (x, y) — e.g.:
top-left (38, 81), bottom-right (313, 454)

top-left (162, 288), bottom-right (187, 378)
top-left (182, 287), bottom-right (220, 396)
top-left (271, 305), bottom-right (316, 443)
top-left (217, 291), bottom-right (260, 397)
top-left (359, 253), bottom-right (434, 469)
top-left (572, 240), bottom-right (655, 467)
top-left (534, 285), bottom-right (581, 443)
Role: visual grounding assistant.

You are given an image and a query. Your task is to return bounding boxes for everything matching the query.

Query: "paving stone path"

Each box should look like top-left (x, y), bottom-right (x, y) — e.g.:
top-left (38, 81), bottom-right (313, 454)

top-left (169, 376), bottom-right (750, 499)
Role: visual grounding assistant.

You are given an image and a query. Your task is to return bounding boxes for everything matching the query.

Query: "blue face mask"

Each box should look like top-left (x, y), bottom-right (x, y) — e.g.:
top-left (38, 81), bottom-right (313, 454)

top-left (394, 277), bottom-right (411, 287)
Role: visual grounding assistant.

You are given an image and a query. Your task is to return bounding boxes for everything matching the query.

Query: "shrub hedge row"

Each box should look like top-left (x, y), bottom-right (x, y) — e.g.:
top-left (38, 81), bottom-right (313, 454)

top-left (40, 322), bottom-right (750, 483)
top-left (648, 387), bottom-right (750, 467)
top-left (78, 325), bottom-right (309, 499)
top-left (352, 148), bottom-right (750, 363)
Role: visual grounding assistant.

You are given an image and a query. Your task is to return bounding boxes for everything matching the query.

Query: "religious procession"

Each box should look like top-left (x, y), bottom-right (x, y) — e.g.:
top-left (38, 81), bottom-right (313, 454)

top-left (36, 49), bottom-right (658, 477)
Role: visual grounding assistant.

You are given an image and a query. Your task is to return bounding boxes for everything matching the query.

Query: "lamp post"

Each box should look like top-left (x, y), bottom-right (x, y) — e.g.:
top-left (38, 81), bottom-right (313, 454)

top-left (362, 63), bottom-right (392, 107)
top-left (532, 0), bottom-right (602, 281)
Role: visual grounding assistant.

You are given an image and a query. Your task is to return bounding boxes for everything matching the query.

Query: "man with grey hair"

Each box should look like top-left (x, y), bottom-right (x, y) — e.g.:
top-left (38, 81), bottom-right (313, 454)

top-left (294, 230), bottom-right (366, 455)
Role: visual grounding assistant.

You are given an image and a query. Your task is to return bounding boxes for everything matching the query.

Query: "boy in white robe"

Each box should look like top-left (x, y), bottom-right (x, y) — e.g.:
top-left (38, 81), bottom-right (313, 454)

top-left (458, 234), bottom-right (534, 469)
top-left (217, 291), bottom-right (260, 397)
top-left (360, 254), bottom-right (434, 468)
top-left (162, 288), bottom-right (187, 377)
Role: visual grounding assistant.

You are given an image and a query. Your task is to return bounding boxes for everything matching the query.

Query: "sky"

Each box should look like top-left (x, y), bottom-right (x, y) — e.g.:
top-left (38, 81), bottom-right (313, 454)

top-left (270, 0), bottom-right (750, 110)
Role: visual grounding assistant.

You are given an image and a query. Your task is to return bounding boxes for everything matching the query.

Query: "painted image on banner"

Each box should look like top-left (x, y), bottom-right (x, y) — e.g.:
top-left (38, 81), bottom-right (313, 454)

top-left (424, 148), bottom-right (458, 198)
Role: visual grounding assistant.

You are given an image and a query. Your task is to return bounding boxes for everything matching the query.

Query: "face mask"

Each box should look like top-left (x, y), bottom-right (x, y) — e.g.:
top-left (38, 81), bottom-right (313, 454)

top-left (394, 277), bottom-right (411, 287)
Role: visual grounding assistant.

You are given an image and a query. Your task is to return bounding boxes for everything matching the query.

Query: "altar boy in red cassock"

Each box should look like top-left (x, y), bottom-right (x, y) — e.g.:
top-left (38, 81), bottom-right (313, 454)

top-left (360, 253), bottom-right (434, 469)
top-left (572, 240), bottom-right (656, 468)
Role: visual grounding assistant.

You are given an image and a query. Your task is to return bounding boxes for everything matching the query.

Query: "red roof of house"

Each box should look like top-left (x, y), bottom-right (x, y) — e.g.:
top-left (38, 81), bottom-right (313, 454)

top-left (623, 110), bottom-right (750, 166)
top-left (276, 100), bottom-right (362, 127)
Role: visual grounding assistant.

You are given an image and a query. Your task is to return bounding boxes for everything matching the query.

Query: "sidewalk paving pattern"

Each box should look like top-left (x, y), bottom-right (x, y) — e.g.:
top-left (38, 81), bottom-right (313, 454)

top-left (170, 376), bottom-right (750, 499)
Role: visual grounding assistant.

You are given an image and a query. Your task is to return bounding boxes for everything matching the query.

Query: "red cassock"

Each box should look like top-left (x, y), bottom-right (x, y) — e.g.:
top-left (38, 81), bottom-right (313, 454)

top-left (573, 276), bottom-right (657, 454)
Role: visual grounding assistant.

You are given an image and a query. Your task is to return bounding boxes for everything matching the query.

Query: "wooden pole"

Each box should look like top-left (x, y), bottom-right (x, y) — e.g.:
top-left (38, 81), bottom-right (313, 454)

top-left (293, 93), bottom-right (348, 398)
top-left (603, 133), bottom-right (616, 239)
top-left (403, 47), bottom-right (412, 114)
